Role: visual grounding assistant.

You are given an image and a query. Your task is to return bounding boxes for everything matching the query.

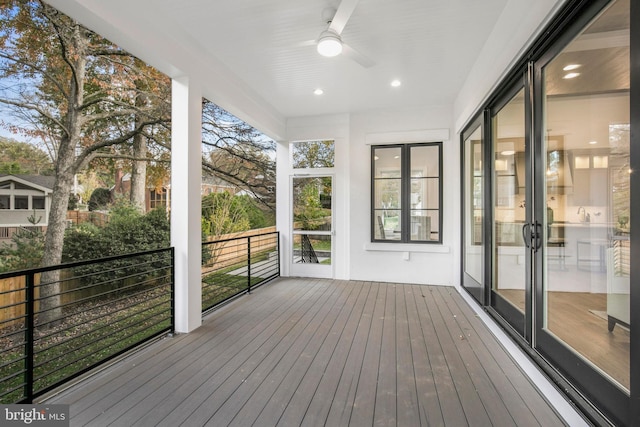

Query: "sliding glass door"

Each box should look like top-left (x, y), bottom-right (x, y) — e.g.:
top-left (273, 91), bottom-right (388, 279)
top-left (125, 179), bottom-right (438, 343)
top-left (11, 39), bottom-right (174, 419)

top-left (461, 0), bottom-right (633, 423)
top-left (462, 116), bottom-right (486, 304)
top-left (490, 84), bottom-right (529, 338)
top-left (534, 0), bottom-right (630, 422)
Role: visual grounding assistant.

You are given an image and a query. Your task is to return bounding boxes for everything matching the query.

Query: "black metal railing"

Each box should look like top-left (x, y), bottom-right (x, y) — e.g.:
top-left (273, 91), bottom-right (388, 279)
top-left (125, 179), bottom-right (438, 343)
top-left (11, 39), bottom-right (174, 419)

top-left (300, 234), bottom-right (319, 263)
top-left (0, 247), bottom-right (174, 404)
top-left (201, 231), bottom-right (279, 313)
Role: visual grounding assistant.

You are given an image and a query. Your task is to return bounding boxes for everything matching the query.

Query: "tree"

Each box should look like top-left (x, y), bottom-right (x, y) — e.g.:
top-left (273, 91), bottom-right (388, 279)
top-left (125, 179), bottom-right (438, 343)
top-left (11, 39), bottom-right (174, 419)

top-left (292, 140), bottom-right (334, 169)
top-left (0, 138), bottom-right (53, 174)
top-left (201, 100), bottom-right (275, 211)
top-left (201, 191), bottom-right (251, 239)
top-left (0, 0), bottom-right (171, 322)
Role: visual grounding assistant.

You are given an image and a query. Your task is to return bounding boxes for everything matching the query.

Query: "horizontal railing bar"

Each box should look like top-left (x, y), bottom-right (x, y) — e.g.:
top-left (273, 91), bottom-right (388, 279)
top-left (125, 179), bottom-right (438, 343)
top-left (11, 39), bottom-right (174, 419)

top-left (37, 275), bottom-right (171, 322)
top-left (34, 297), bottom-right (171, 356)
top-left (0, 315), bottom-right (27, 328)
top-left (0, 339), bottom-right (27, 355)
top-left (33, 274), bottom-right (171, 327)
top-left (0, 286), bottom-right (27, 297)
top-left (0, 246), bottom-right (175, 404)
top-left (46, 256), bottom-right (171, 289)
top-left (36, 266), bottom-right (171, 305)
top-left (0, 247), bottom-right (173, 281)
top-left (31, 320), bottom-right (171, 401)
top-left (33, 309), bottom-right (171, 384)
top-left (0, 383), bottom-right (26, 399)
top-left (0, 357), bottom-right (27, 374)
top-left (202, 231), bottom-right (278, 247)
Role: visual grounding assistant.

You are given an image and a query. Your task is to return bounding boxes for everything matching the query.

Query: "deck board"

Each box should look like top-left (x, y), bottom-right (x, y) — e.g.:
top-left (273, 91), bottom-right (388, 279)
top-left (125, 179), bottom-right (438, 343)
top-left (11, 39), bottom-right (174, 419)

top-left (46, 278), bottom-right (567, 427)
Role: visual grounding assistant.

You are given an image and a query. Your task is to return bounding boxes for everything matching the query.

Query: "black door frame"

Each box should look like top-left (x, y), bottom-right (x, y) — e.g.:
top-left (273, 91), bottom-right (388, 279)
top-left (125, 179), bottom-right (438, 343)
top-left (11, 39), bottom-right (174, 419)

top-left (460, 0), bottom-right (637, 424)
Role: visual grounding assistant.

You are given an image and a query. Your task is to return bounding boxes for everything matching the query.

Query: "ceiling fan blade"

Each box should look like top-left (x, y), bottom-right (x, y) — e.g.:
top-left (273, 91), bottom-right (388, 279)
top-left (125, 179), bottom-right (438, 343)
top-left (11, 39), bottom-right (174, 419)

top-left (343, 43), bottom-right (375, 68)
top-left (296, 39), bottom-right (317, 48)
top-left (328, 0), bottom-right (360, 35)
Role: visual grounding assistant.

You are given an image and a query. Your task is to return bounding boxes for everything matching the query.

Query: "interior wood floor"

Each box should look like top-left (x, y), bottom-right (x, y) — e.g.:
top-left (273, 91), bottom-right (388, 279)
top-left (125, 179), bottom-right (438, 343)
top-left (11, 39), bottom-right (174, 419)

top-left (46, 278), bottom-right (567, 427)
top-left (497, 289), bottom-right (630, 390)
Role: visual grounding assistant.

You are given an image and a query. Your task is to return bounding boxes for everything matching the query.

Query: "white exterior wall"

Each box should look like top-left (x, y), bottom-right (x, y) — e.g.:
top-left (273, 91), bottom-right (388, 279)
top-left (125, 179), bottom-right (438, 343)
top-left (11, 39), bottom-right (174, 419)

top-left (277, 108), bottom-right (460, 286)
top-left (279, 114), bottom-right (350, 279)
top-left (349, 108), bottom-right (459, 286)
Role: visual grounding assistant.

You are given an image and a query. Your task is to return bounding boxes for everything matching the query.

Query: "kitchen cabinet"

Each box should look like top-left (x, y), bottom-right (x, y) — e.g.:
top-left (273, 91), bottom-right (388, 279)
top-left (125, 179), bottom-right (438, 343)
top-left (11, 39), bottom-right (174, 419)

top-left (573, 168), bottom-right (608, 205)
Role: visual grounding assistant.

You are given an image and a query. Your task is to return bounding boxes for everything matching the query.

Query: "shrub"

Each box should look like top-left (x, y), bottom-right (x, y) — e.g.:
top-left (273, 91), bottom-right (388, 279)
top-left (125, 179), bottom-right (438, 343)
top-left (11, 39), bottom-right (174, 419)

top-left (87, 188), bottom-right (111, 211)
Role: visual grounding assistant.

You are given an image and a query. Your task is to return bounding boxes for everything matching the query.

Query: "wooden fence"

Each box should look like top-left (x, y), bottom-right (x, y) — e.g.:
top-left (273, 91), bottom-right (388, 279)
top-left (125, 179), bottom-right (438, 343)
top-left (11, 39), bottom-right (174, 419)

top-left (66, 210), bottom-right (109, 227)
top-left (202, 227), bottom-right (278, 274)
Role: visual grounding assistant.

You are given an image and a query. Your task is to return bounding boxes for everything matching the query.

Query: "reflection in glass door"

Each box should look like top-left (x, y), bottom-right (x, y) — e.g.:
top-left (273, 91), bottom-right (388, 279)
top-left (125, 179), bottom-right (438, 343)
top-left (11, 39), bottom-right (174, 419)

top-left (491, 87), bottom-right (528, 336)
top-left (462, 120), bottom-right (485, 303)
top-left (535, 0), bottom-right (630, 421)
top-left (290, 175), bottom-right (333, 278)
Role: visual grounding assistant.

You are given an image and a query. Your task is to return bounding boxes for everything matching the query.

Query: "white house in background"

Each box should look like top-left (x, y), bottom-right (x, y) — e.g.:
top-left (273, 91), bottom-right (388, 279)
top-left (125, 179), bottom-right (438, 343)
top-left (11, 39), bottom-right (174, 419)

top-left (0, 174), bottom-right (54, 230)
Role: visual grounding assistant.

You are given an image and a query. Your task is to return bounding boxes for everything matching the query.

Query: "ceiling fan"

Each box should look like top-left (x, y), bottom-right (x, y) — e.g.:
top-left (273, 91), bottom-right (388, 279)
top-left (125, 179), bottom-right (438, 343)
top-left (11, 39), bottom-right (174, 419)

top-left (313, 0), bottom-right (375, 68)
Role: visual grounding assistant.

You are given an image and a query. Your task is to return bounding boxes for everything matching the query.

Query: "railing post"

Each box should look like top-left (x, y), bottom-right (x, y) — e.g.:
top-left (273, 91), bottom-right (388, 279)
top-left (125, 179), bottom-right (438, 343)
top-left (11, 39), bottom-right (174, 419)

top-left (277, 232), bottom-right (281, 277)
top-left (170, 247), bottom-right (176, 334)
top-left (247, 236), bottom-right (252, 294)
top-left (24, 272), bottom-right (35, 402)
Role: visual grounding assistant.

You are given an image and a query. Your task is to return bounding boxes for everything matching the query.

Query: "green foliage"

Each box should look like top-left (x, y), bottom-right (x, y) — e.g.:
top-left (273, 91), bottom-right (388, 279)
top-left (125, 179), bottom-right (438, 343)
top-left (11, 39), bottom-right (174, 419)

top-left (62, 202), bottom-right (170, 263)
top-left (236, 194), bottom-right (273, 229)
top-left (293, 178), bottom-right (331, 230)
top-left (201, 192), bottom-right (251, 238)
top-left (292, 140), bottom-right (334, 169)
top-left (0, 213), bottom-right (45, 273)
top-left (0, 139), bottom-right (53, 175)
top-left (88, 188), bottom-right (112, 211)
top-left (68, 193), bottom-right (79, 210)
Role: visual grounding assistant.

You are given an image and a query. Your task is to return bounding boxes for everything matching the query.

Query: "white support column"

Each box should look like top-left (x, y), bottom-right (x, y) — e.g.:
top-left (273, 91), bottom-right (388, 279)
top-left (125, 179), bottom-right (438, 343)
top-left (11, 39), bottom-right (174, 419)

top-left (171, 77), bottom-right (202, 333)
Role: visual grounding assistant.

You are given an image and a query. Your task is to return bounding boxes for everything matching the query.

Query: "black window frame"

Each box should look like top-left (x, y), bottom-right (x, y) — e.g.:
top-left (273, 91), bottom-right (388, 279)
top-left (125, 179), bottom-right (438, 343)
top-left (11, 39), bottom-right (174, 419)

top-left (371, 142), bottom-right (443, 244)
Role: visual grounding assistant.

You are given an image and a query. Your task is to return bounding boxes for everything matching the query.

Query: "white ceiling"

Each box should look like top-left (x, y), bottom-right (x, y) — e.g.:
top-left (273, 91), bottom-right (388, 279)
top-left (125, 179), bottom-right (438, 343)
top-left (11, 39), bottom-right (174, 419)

top-left (46, 0), bottom-right (511, 124)
top-left (155, 0), bottom-right (509, 117)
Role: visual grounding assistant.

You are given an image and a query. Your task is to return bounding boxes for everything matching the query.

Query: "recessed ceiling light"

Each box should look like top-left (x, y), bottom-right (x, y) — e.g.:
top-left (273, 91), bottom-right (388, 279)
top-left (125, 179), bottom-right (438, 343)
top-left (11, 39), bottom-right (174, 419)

top-left (563, 64), bottom-right (581, 71)
top-left (501, 150), bottom-right (515, 156)
top-left (313, 88), bottom-right (324, 95)
top-left (563, 72), bottom-right (580, 79)
top-left (589, 140), bottom-right (598, 145)
top-left (391, 79), bottom-right (401, 88)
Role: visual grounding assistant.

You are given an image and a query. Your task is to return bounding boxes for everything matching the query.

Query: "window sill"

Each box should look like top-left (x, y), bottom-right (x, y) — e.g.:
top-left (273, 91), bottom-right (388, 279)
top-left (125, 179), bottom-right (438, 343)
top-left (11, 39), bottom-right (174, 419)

top-left (364, 242), bottom-right (450, 253)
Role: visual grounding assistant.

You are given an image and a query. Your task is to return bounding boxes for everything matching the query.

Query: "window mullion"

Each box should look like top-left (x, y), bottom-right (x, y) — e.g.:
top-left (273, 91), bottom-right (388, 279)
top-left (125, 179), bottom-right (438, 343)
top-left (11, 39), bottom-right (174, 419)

top-left (402, 145), bottom-right (411, 242)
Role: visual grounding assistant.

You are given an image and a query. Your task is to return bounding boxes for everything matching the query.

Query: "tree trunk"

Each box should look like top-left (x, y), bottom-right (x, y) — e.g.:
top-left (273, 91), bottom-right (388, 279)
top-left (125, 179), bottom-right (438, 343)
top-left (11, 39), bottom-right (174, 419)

top-left (130, 132), bottom-right (147, 212)
top-left (39, 158), bottom-right (74, 324)
top-left (38, 21), bottom-right (89, 326)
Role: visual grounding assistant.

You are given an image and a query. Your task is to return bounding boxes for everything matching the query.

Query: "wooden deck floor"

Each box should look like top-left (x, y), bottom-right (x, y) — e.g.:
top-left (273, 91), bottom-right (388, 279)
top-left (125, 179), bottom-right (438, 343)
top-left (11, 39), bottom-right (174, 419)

top-left (46, 278), bottom-right (567, 426)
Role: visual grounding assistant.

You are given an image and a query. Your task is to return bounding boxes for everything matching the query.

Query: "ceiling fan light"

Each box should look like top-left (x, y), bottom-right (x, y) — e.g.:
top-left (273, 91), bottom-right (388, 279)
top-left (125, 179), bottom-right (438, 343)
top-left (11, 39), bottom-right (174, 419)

top-left (317, 31), bottom-right (342, 57)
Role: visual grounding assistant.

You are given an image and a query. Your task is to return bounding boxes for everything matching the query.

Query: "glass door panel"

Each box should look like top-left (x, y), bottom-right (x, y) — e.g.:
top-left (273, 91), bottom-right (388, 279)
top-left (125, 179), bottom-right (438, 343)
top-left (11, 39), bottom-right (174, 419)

top-left (491, 87), bottom-right (527, 336)
top-left (462, 120), bottom-right (485, 303)
top-left (536, 1), bottom-right (630, 421)
top-left (291, 176), bottom-right (333, 278)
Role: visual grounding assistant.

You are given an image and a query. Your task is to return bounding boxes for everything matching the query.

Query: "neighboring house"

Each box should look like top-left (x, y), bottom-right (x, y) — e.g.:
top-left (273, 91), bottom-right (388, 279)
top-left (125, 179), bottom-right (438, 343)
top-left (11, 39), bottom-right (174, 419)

top-left (112, 170), bottom-right (240, 213)
top-left (0, 174), bottom-right (54, 225)
top-left (0, 174), bottom-right (54, 239)
top-left (112, 170), bottom-right (172, 212)
top-left (201, 175), bottom-right (238, 196)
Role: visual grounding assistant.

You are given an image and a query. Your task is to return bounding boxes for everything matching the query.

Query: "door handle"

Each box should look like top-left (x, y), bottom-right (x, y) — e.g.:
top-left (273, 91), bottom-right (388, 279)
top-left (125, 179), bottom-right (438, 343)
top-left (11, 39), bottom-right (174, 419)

top-left (533, 222), bottom-right (543, 251)
top-left (522, 223), bottom-right (531, 249)
top-left (521, 222), bottom-right (542, 250)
